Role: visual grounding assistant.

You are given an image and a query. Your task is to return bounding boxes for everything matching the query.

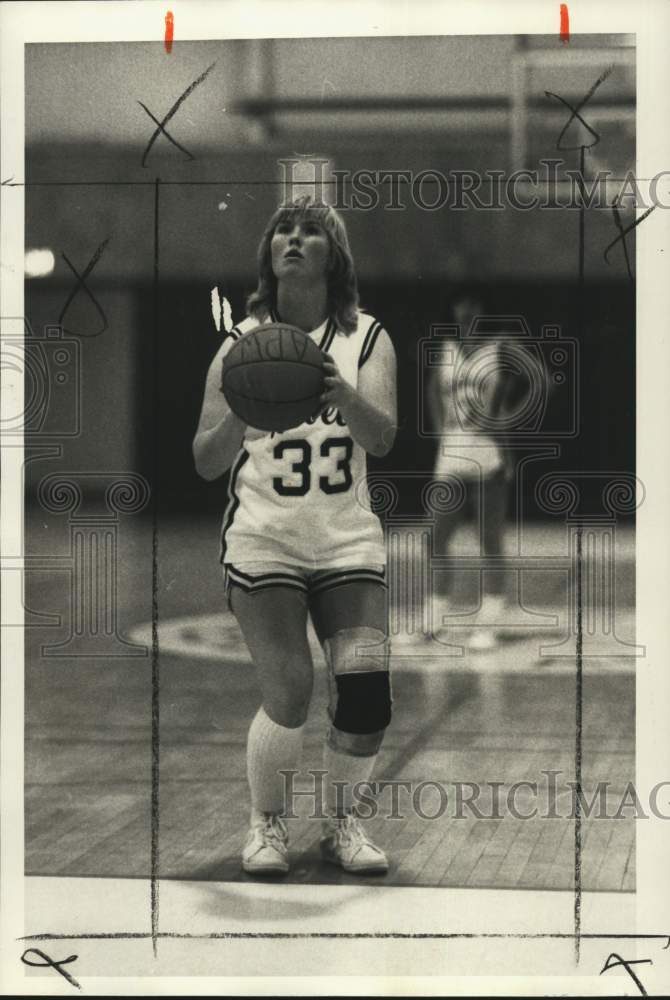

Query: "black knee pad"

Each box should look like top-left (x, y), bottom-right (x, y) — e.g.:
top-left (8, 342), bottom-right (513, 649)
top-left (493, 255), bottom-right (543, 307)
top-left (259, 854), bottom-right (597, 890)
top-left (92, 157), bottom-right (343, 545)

top-left (332, 671), bottom-right (392, 735)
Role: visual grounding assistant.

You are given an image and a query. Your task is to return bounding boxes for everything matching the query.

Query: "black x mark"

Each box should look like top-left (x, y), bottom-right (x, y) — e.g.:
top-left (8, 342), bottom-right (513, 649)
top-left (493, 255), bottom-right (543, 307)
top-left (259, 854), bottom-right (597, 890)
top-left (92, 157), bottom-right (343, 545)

top-left (545, 65), bottom-right (614, 150)
top-left (600, 953), bottom-right (652, 996)
top-left (21, 948), bottom-right (81, 991)
top-left (139, 62), bottom-right (216, 168)
top-left (604, 201), bottom-right (656, 282)
top-left (59, 237), bottom-right (110, 337)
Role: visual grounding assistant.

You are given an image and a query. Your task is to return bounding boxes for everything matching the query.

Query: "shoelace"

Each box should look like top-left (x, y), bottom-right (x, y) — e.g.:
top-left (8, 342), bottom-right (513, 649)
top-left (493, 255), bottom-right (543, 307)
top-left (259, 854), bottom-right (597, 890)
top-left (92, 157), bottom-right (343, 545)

top-left (260, 813), bottom-right (288, 850)
top-left (333, 813), bottom-right (367, 849)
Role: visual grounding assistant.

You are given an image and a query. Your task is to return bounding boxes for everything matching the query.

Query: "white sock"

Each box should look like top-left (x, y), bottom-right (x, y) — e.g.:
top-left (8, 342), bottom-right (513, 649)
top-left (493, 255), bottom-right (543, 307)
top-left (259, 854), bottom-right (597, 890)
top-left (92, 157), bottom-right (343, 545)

top-left (246, 707), bottom-right (304, 818)
top-left (322, 744), bottom-right (378, 818)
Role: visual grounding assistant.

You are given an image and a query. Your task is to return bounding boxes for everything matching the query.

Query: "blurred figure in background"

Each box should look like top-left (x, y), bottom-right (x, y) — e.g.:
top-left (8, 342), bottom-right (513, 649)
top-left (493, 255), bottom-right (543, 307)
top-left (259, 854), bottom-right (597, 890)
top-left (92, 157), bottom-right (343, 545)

top-left (426, 289), bottom-right (523, 650)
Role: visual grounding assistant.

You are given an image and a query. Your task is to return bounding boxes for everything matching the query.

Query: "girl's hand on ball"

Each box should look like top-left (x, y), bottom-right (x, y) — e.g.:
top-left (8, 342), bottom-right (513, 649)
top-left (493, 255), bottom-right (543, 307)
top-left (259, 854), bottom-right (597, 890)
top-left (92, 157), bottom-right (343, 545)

top-left (320, 353), bottom-right (353, 412)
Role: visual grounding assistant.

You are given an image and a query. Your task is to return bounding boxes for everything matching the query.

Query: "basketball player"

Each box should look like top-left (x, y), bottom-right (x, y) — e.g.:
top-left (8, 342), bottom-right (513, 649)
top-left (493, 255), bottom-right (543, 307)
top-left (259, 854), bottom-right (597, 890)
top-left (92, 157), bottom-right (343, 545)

top-left (427, 291), bottom-right (518, 649)
top-left (193, 196), bottom-right (397, 875)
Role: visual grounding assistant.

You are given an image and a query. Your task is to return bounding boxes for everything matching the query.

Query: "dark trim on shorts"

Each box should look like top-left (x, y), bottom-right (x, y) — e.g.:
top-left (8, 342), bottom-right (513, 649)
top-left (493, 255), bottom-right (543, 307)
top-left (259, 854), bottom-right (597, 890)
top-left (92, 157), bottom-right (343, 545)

top-left (225, 564), bottom-right (308, 594)
top-left (223, 564), bottom-right (386, 610)
top-left (309, 566), bottom-right (387, 596)
top-left (229, 325), bottom-right (243, 341)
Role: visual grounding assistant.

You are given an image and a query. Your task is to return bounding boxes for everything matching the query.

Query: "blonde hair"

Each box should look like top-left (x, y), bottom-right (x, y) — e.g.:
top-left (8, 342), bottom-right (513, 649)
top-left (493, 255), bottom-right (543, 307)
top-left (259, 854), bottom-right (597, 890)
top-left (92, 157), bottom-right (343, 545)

top-left (247, 195), bottom-right (359, 335)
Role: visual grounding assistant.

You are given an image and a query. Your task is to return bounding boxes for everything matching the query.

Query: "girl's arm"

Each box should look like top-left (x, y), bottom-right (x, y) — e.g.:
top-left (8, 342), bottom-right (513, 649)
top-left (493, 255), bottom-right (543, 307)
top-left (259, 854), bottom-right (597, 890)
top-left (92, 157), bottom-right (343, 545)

top-left (192, 339), bottom-right (248, 481)
top-left (321, 328), bottom-right (397, 458)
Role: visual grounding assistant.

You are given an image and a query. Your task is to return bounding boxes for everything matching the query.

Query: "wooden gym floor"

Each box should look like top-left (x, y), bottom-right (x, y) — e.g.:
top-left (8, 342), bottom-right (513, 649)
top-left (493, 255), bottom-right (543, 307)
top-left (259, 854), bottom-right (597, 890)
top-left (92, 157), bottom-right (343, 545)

top-left (24, 511), bottom-right (635, 894)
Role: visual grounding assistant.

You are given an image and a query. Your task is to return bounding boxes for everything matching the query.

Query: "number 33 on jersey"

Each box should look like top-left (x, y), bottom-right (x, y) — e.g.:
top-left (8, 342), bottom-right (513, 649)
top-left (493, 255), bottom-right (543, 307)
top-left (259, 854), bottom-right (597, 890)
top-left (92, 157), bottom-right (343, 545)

top-left (220, 311), bottom-right (387, 570)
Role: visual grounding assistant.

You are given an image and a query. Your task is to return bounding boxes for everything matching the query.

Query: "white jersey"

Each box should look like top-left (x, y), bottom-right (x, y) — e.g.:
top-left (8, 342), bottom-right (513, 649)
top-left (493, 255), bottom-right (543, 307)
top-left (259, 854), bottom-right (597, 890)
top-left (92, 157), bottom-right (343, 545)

top-left (220, 309), bottom-right (387, 569)
top-left (434, 339), bottom-right (503, 480)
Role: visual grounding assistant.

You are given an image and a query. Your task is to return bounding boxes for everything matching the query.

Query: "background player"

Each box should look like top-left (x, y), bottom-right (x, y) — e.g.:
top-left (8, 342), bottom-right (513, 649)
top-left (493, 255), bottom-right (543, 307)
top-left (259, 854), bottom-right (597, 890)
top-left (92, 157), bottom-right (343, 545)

top-left (427, 289), bottom-right (519, 649)
top-left (193, 196), bottom-right (397, 875)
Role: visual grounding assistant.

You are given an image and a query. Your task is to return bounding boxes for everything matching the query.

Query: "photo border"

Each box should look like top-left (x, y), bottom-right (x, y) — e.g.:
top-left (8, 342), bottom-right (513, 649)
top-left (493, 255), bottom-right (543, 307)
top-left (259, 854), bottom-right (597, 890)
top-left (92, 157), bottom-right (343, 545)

top-left (2, 0), bottom-right (669, 994)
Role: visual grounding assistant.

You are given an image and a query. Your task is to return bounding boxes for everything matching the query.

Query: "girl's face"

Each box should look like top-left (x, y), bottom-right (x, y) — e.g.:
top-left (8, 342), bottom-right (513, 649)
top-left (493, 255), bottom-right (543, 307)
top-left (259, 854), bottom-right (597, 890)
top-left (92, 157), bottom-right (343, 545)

top-left (270, 214), bottom-right (331, 283)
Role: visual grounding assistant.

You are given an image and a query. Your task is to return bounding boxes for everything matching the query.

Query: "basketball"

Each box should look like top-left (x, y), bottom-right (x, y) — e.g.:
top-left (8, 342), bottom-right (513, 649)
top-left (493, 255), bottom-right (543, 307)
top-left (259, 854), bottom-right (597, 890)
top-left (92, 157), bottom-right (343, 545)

top-left (221, 322), bottom-right (325, 432)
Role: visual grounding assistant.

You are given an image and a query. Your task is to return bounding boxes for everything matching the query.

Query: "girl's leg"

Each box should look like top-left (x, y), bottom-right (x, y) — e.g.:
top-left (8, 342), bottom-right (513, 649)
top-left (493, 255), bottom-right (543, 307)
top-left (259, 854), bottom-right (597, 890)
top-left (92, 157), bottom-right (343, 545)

top-left (431, 481), bottom-right (472, 631)
top-left (433, 507), bottom-right (463, 601)
top-left (476, 469), bottom-right (508, 597)
top-left (309, 578), bottom-right (390, 872)
top-left (231, 583), bottom-right (313, 729)
top-left (469, 470), bottom-right (509, 649)
top-left (230, 584), bottom-right (314, 872)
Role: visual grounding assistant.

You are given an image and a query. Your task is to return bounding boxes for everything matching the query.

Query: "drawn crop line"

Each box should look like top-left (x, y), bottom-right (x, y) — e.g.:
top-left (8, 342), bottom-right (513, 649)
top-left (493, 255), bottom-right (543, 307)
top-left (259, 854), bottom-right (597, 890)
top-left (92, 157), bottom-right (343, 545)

top-left (17, 932), bottom-right (670, 942)
top-left (11, 64), bottom-right (646, 966)
top-left (1, 178), bottom-right (661, 188)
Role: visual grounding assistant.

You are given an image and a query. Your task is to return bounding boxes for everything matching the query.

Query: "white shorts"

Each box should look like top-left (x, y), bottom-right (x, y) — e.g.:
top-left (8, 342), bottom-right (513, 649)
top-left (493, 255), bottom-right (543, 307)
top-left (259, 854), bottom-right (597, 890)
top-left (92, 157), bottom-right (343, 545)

top-left (434, 435), bottom-right (503, 480)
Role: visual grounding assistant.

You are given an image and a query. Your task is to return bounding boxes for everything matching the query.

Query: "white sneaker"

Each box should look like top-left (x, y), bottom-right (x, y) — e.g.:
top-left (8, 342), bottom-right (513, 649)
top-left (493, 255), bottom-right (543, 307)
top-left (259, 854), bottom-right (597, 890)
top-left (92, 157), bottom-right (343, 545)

top-left (320, 814), bottom-right (389, 874)
top-left (242, 813), bottom-right (289, 874)
top-left (468, 594), bottom-right (506, 651)
top-left (469, 627), bottom-right (497, 651)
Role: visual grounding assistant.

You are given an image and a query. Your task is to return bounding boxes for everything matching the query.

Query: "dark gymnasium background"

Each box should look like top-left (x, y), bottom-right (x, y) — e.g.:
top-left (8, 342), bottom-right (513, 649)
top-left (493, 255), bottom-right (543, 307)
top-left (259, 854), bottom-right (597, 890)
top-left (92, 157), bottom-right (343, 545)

top-left (24, 36), bottom-right (635, 516)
